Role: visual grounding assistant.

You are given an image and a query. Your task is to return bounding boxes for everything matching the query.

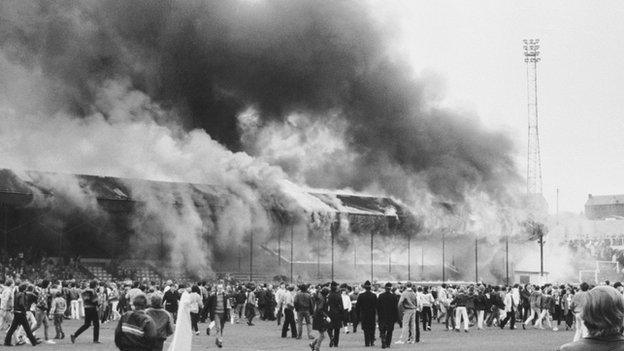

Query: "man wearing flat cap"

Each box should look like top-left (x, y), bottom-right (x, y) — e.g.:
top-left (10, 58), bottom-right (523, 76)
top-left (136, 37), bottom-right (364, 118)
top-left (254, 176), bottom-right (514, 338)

top-left (377, 283), bottom-right (399, 349)
top-left (356, 280), bottom-right (377, 347)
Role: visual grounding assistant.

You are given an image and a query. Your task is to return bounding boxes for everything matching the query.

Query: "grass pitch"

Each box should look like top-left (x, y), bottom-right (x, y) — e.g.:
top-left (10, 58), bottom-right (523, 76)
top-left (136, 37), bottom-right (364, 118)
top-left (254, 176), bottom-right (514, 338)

top-left (25, 317), bottom-right (570, 350)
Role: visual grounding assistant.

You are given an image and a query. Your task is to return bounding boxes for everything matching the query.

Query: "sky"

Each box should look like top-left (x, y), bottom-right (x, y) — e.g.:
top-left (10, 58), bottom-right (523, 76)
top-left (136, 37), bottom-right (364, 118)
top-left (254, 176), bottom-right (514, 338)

top-left (375, 0), bottom-right (624, 214)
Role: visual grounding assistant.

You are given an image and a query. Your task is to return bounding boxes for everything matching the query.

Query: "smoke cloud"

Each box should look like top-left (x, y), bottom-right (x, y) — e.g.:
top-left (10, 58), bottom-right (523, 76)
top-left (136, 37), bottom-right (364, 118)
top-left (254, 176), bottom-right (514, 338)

top-left (0, 0), bottom-right (540, 280)
top-left (0, 0), bottom-right (519, 203)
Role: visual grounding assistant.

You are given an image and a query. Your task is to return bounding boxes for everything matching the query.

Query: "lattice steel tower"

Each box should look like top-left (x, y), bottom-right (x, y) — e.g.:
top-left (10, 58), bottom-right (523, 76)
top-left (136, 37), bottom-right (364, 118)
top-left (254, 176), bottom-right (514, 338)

top-left (523, 39), bottom-right (542, 195)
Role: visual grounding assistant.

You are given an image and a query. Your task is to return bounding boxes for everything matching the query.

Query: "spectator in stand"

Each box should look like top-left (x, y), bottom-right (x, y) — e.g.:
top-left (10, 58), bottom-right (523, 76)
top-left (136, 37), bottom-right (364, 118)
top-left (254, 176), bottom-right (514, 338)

top-left (71, 280), bottom-right (101, 344)
top-left (559, 285), bottom-right (624, 351)
top-left (49, 291), bottom-right (67, 339)
top-left (146, 294), bottom-right (173, 351)
top-left (115, 294), bottom-right (157, 351)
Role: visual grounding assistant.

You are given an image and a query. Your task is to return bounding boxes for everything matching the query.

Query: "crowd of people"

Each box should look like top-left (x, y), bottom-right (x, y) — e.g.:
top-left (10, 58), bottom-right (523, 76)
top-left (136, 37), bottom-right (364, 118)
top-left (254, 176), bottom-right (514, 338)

top-left (0, 250), bottom-right (84, 282)
top-left (0, 274), bottom-right (622, 350)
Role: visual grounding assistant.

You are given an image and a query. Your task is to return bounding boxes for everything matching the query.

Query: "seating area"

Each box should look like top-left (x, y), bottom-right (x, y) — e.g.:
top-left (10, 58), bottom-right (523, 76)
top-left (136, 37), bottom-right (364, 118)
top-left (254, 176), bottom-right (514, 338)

top-left (117, 260), bottom-right (161, 281)
top-left (81, 261), bottom-right (113, 281)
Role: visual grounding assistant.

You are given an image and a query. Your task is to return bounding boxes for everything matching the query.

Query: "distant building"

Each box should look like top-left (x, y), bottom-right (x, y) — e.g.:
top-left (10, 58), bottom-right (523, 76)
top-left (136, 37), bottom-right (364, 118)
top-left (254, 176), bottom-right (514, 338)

top-left (586, 194), bottom-right (624, 220)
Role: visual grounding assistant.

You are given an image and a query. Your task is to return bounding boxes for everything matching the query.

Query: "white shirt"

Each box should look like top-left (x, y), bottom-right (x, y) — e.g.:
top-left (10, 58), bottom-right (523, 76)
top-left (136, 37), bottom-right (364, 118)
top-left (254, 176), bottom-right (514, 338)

top-left (421, 293), bottom-right (434, 307)
top-left (0, 286), bottom-right (14, 310)
top-left (341, 293), bottom-right (352, 311)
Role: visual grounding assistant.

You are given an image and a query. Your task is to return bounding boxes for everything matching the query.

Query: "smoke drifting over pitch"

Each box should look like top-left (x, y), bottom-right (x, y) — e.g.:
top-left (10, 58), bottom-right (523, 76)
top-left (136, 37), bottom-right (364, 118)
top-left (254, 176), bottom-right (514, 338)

top-left (0, 0), bottom-right (518, 202)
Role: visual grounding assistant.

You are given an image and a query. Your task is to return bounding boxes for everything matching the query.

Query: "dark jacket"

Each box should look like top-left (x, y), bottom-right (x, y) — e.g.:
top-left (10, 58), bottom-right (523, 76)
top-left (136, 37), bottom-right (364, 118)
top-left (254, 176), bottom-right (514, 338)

top-left (207, 292), bottom-right (231, 321)
top-left (145, 307), bottom-right (173, 340)
top-left (162, 289), bottom-right (179, 313)
top-left (114, 310), bottom-right (157, 351)
top-left (376, 291), bottom-right (399, 325)
top-left (327, 291), bottom-right (344, 329)
top-left (541, 294), bottom-right (554, 312)
top-left (489, 292), bottom-right (504, 310)
top-left (312, 294), bottom-right (329, 331)
top-left (520, 288), bottom-right (531, 306)
top-left (474, 293), bottom-right (488, 310)
top-left (294, 291), bottom-right (314, 314)
top-left (356, 290), bottom-right (377, 322)
top-left (451, 293), bottom-right (470, 307)
top-left (82, 289), bottom-right (99, 309)
top-left (14, 291), bottom-right (35, 313)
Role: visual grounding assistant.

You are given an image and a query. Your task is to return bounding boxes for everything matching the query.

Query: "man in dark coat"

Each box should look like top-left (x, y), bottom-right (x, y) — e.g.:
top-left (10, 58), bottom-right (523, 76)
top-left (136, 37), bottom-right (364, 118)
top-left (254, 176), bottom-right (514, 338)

top-left (377, 283), bottom-right (399, 349)
top-left (257, 286), bottom-right (267, 320)
top-left (356, 280), bottom-right (378, 347)
top-left (263, 285), bottom-right (276, 321)
top-left (326, 282), bottom-right (344, 347)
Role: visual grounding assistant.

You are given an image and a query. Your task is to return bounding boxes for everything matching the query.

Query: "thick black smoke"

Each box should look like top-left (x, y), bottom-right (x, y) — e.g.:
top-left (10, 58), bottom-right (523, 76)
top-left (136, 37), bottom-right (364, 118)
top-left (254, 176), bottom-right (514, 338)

top-left (0, 0), bottom-right (518, 202)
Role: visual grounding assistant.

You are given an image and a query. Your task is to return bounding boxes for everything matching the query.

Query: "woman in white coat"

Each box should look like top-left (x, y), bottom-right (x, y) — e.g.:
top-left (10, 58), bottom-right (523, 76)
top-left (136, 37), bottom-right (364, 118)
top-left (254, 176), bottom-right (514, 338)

top-left (168, 287), bottom-right (192, 351)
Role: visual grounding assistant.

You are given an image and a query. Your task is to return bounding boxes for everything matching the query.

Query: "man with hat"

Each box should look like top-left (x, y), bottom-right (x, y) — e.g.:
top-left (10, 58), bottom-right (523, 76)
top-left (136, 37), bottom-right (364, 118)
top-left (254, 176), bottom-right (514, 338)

top-left (377, 283), bottom-right (399, 349)
top-left (327, 281), bottom-right (344, 347)
top-left (356, 280), bottom-right (377, 347)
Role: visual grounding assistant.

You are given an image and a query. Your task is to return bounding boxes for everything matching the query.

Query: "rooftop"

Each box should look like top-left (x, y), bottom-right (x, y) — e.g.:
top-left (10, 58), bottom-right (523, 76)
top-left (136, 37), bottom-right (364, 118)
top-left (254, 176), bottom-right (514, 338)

top-left (586, 194), bottom-right (624, 207)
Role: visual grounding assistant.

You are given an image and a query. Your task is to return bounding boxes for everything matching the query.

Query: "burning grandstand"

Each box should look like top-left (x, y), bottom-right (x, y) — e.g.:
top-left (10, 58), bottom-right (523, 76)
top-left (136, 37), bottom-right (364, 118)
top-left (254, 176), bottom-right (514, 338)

top-left (0, 168), bottom-right (424, 281)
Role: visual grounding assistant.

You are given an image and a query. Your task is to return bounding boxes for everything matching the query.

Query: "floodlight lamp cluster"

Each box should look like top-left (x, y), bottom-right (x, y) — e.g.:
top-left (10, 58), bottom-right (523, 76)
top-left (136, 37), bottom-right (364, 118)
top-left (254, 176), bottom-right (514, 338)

top-left (523, 38), bottom-right (541, 63)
